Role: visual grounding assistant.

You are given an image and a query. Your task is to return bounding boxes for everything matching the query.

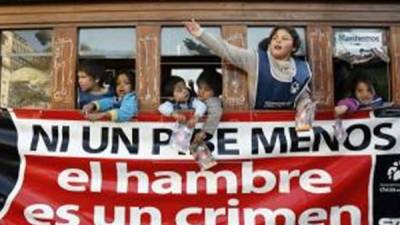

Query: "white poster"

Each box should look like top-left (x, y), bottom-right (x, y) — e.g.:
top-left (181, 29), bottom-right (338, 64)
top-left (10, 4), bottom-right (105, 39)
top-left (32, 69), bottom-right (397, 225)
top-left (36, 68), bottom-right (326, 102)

top-left (334, 30), bottom-right (389, 64)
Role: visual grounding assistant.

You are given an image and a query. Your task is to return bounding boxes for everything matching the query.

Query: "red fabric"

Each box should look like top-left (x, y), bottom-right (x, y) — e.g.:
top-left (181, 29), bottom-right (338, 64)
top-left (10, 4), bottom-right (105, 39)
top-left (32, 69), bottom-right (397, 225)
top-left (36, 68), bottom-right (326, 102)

top-left (1, 156), bottom-right (370, 225)
top-left (12, 109), bottom-right (370, 122)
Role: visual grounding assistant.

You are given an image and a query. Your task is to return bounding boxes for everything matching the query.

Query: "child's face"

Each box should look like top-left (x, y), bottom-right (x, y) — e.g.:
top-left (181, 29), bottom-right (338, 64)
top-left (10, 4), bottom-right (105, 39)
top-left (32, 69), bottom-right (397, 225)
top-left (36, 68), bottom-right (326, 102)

top-left (355, 82), bottom-right (374, 104)
top-left (78, 71), bottom-right (97, 92)
top-left (173, 81), bottom-right (189, 103)
top-left (269, 29), bottom-right (295, 60)
top-left (197, 82), bottom-right (214, 101)
top-left (116, 74), bottom-right (132, 97)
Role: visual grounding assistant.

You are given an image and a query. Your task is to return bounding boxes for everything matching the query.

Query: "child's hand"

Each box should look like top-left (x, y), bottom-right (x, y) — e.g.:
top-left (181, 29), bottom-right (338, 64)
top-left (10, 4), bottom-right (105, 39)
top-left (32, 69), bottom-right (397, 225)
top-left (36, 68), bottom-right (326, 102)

top-left (81, 103), bottom-right (96, 115)
top-left (172, 112), bottom-right (187, 123)
top-left (187, 116), bottom-right (198, 129)
top-left (334, 105), bottom-right (348, 117)
top-left (183, 19), bottom-right (202, 36)
top-left (84, 112), bottom-right (108, 121)
top-left (193, 131), bottom-right (207, 144)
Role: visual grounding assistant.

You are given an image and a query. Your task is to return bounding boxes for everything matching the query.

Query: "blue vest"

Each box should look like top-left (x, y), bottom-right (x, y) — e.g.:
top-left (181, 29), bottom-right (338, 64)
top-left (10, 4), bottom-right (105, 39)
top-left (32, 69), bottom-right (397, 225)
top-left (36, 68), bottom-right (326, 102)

top-left (255, 49), bottom-right (311, 109)
top-left (172, 97), bottom-right (194, 111)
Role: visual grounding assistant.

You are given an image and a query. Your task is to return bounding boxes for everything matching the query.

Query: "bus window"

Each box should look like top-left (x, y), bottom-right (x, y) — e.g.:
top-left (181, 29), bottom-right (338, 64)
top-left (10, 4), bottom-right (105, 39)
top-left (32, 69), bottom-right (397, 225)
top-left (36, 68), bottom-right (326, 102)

top-left (77, 27), bottom-right (136, 108)
top-left (247, 26), bottom-right (309, 111)
top-left (160, 26), bottom-right (222, 102)
top-left (333, 28), bottom-right (390, 103)
top-left (1, 30), bottom-right (53, 108)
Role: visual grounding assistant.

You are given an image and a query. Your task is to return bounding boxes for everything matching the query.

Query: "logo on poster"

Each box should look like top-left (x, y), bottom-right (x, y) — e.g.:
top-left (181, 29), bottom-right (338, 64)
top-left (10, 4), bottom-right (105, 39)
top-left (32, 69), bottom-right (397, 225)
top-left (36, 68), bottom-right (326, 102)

top-left (379, 218), bottom-right (400, 225)
top-left (387, 161), bottom-right (400, 182)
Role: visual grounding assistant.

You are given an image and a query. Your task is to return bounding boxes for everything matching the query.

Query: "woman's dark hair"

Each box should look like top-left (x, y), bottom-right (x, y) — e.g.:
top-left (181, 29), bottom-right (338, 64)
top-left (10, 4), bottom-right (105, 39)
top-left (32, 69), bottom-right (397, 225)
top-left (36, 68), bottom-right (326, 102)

top-left (196, 68), bottom-right (223, 96)
top-left (78, 60), bottom-right (106, 87)
top-left (114, 69), bottom-right (135, 91)
top-left (351, 76), bottom-right (376, 98)
top-left (162, 75), bottom-right (186, 97)
top-left (258, 26), bottom-right (301, 55)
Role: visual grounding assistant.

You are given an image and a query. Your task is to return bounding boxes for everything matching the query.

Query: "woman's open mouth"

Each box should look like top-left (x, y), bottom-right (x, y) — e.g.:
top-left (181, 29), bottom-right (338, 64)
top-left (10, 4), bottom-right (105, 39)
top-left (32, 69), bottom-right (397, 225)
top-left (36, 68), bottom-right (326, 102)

top-left (274, 45), bottom-right (282, 50)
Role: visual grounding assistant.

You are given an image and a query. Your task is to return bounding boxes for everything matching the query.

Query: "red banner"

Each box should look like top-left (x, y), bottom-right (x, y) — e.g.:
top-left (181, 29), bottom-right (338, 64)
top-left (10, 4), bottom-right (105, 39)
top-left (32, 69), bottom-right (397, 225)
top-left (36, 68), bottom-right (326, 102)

top-left (2, 156), bottom-right (370, 225)
top-left (0, 108), bottom-right (399, 225)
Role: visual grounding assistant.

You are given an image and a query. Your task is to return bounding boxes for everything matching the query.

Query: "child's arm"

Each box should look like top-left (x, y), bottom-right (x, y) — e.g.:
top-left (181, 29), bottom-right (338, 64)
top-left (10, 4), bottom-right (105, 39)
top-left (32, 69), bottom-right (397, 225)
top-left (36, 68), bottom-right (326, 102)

top-left (94, 97), bottom-right (115, 112)
top-left (81, 102), bottom-right (97, 115)
top-left (334, 105), bottom-right (349, 117)
top-left (158, 101), bottom-right (174, 116)
top-left (201, 98), bottom-right (223, 135)
top-left (187, 98), bottom-right (207, 128)
top-left (158, 101), bottom-right (187, 122)
top-left (184, 19), bottom-right (255, 74)
top-left (108, 93), bottom-right (138, 122)
top-left (193, 98), bottom-right (223, 144)
top-left (192, 98), bottom-right (207, 118)
top-left (335, 98), bottom-right (359, 117)
top-left (82, 97), bottom-right (113, 120)
top-left (85, 112), bottom-right (110, 121)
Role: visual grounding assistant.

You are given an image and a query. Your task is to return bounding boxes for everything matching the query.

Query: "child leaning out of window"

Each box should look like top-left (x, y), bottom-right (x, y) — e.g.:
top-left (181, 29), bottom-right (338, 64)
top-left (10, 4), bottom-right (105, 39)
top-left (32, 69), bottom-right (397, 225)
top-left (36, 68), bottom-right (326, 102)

top-left (333, 77), bottom-right (384, 142)
top-left (335, 77), bottom-right (383, 117)
top-left (158, 75), bottom-right (207, 128)
top-left (81, 70), bottom-right (138, 122)
top-left (192, 69), bottom-right (223, 145)
top-left (77, 60), bottom-right (113, 108)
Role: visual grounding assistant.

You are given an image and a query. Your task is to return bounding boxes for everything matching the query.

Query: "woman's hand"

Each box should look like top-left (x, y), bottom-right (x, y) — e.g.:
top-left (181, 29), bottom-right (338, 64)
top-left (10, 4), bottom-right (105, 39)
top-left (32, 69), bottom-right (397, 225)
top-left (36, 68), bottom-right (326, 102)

top-left (183, 19), bottom-right (202, 36)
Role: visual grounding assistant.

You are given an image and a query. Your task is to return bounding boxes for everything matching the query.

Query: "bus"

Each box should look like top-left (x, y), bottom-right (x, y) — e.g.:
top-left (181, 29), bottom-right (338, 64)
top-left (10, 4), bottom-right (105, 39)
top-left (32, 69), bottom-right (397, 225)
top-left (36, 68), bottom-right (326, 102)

top-left (0, 1), bottom-right (399, 224)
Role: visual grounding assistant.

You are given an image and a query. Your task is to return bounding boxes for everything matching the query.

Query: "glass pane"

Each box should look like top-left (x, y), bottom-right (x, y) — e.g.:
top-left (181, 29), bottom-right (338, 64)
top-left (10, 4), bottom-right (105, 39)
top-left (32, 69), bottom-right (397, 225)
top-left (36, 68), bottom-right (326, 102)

top-left (79, 28), bottom-right (136, 59)
top-left (247, 27), bottom-right (307, 56)
top-left (1, 30), bottom-right (52, 56)
top-left (1, 30), bottom-right (53, 108)
top-left (161, 27), bottom-right (221, 56)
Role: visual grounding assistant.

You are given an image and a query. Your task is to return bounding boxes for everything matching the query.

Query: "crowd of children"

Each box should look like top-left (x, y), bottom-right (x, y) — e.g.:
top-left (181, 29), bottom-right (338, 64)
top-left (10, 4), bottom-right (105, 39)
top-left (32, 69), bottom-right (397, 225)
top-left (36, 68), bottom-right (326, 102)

top-left (76, 20), bottom-right (389, 170)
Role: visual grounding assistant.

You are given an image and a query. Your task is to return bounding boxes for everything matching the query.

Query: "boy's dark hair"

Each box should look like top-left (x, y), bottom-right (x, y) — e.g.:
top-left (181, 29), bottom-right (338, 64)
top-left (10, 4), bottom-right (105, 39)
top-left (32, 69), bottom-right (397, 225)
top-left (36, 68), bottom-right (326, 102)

top-left (78, 60), bottom-right (106, 87)
top-left (188, 79), bottom-right (197, 98)
top-left (162, 75), bottom-right (186, 97)
top-left (197, 68), bottom-right (223, 96)
top-left (258, 26), bottom-right (301, 55)
top-left (114, 69), bottom-right (135, 90)
top-left (351, 76), bottom-right (376, 98)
